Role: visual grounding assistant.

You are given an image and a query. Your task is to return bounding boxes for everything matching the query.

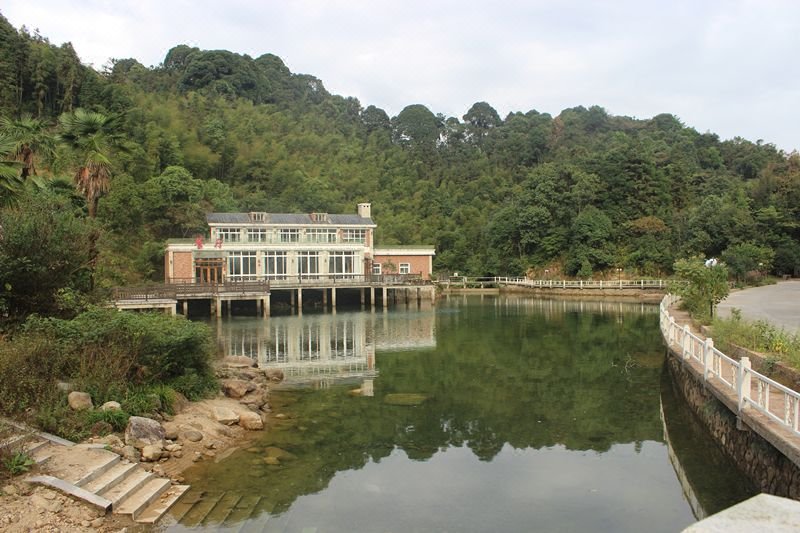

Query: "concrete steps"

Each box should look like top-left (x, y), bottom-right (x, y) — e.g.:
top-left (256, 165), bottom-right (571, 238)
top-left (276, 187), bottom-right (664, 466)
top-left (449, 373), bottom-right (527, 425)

top-left (164, 490), bottom-right (287, 531)
top-left (18, 436), bottom-right (188, 525)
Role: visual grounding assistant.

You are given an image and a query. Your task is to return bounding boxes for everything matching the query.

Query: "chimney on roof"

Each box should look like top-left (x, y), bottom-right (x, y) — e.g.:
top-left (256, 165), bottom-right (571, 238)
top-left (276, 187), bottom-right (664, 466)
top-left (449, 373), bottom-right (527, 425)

top-left (357, 202), bottom-right (371, 219)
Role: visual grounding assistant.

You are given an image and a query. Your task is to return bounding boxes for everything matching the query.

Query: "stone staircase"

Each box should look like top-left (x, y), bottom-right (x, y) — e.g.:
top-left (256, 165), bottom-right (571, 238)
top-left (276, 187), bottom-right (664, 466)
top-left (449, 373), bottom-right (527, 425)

top-left (12, 431), bottom-right (189, 524)
top-left (163, 489), bottom-right (293, 532)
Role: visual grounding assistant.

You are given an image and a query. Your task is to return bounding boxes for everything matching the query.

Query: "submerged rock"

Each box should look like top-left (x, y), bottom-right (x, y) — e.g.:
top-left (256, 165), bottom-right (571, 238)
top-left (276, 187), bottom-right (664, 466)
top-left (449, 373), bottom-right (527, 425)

top-left (383, 393), bottom-right (431, 406)
top-left (264, 446), bottom-right (297, 461)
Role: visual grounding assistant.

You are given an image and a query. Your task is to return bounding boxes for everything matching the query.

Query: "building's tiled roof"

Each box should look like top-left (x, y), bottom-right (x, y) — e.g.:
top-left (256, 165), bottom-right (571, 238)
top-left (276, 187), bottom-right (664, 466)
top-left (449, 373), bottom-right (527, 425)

top-left (206, 213), bottom-right (375, 226)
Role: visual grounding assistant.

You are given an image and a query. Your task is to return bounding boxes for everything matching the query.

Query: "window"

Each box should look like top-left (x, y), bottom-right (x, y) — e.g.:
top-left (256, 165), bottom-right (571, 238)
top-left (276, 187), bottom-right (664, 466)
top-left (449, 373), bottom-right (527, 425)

top-left (227, 251), bottom-right (257, 280)
top-left (279, 229), bottom-right (300, 243)
top-left (329, 251), bottom-right (357, 276)
top-left (297, 251), bottom-right (319, 279)
top-left (372, 263), bottom-right (382, 275)
top-left (399, 263), bottom-right (411, 274)
top-left (342, 229), bottom-right (366, 243)
top-left (247, 228), bottom-right (269, 242)
top-left (217, 228), bottom-right (241, 242)
top-left (306, 228), bottom-right (337, 243)
top-left (264, 251), bottom-right (287, 279)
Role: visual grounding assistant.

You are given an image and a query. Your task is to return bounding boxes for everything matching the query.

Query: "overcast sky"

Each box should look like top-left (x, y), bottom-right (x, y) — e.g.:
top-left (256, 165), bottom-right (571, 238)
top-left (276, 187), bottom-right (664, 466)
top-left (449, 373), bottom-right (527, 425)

top-left (3, 1), bottom-right (799, 152)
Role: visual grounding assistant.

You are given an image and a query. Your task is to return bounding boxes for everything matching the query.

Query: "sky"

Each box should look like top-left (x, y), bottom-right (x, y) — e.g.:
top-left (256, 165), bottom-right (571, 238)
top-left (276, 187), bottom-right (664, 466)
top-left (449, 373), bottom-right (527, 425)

top-left (3, 0), bottom-right (799, 152)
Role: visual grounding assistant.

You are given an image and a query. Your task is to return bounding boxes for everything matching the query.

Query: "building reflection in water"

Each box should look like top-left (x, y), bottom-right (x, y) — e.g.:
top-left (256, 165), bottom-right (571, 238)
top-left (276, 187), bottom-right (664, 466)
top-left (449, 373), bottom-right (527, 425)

top-left (216, 305), bottom-right (437, 390)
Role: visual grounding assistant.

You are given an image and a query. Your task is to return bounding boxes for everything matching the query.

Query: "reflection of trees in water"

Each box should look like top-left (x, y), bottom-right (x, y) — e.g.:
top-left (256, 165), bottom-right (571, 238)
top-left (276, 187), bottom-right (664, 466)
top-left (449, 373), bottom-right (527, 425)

top-left (659, 368), bottom-right (756, 519)
top-left (188, 300), bottom-right (672, 512)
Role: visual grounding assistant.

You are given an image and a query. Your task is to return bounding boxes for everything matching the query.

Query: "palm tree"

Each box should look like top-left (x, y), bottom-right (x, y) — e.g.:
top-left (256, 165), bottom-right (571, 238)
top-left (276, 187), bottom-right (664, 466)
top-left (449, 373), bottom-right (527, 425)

top-left (57, 108), bottom-right (127, 218)
top-left (0, 114), bottom-right (56, 180)
top-left (0, 135), bottom-right (25, 206)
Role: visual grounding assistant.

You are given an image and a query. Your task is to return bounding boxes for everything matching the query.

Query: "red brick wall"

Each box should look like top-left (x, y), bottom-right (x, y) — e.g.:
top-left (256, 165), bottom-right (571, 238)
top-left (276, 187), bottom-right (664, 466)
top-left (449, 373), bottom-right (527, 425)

top-left (169, 251), bottom-right (193, 282)
top-left (373, 254), bottom-right (432, 279)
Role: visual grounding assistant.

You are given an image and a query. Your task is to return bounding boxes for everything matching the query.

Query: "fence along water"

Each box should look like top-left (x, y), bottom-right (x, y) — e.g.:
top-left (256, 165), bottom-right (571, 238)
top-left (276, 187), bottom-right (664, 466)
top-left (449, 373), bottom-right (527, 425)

top-left (660, 294), bottom-right (800, 437)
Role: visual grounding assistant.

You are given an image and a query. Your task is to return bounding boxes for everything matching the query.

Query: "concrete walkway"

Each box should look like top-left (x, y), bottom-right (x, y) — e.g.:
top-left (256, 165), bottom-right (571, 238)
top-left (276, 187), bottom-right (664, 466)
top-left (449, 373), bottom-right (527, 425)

top-left (717, 280), bottom-right (800, 333)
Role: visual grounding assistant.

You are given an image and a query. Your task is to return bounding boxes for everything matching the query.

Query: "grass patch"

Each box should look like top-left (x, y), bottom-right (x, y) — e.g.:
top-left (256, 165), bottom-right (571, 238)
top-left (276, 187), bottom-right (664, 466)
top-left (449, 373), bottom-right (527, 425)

top-left (712, 309), bottom-right (800, 370)
top-left (0, 308), bottom-right (218, 440)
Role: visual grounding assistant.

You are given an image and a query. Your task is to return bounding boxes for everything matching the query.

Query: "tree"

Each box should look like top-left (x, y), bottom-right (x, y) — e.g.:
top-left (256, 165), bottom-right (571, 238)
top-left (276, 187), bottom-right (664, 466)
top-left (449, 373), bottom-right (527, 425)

top-left (57, 108), bottom-right (127, 218)
top-left (721, 242), bottom-right (774, 282)
top-left (0, 192), bottom-right (93, 320)
top-left (671, 257), bottom-right (729, 321)
top-left (0, 135), bottom-right (25, 205)
top-left (0, 114), bottom-right (56, 179)
top-left (463, 101), bottom-right (500, 145)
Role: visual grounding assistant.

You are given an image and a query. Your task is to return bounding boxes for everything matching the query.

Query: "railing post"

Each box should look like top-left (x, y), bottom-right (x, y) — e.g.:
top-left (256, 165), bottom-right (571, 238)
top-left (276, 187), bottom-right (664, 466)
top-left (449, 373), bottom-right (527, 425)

top-left (738, 357), bottom-right (751, 412)
top-left (682, 325), bottom-right (691, 360)
top-left (703, 338), bottom-right (713, 381)
top-left (668, 316), bottom-right (676, 344)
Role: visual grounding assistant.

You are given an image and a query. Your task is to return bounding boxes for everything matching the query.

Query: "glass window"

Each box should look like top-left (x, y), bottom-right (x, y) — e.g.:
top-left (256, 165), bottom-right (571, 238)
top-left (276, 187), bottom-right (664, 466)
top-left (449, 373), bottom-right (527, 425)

top-left (329, 251), bottom-right (357, 276)
top-left (279, 229), bottom-right (300, 243)
top-left (264, 251), bottom-right (287, 279)
top-left (372, 263), bottom-right (382, 275)
top-left (306, 228), bottom-right (337, 243)
top-left (399, 263), bottom-right (411, 274)
top-left (217, 228), bottom-right (241, 242)
top-left (342, 229), bottom-right (366, 243)
top-left (297, 251), bottom-right (319, 279)
top-left (247, 228), bottom-right (269, 242)
top-left (227, 251), bottom-right (257, 280)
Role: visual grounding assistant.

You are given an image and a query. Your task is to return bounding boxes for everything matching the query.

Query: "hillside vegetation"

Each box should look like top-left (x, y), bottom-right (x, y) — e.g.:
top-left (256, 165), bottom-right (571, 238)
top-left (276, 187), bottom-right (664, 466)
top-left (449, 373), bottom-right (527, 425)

top-left (1, 12), bottom-right (798, 287)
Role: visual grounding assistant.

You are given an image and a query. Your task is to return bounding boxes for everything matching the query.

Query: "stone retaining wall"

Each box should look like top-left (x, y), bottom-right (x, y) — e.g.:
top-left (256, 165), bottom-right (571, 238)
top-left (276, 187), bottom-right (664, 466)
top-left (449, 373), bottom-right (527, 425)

top-left (666, 354), bottom-right (800, 497)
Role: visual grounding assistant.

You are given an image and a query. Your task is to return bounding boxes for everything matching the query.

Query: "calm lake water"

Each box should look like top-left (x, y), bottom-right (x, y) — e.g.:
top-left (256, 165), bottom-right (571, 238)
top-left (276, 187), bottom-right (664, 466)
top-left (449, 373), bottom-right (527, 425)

top-left (166, 295), bottom-right (756, 532)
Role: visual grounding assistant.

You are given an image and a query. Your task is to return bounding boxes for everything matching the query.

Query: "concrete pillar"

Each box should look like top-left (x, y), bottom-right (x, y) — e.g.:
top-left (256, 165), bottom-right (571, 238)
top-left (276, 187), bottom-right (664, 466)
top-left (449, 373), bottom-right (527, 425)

top-left (263, 294), bottom-right (270, 317)
top-left (215, 297), bottom-right (222, 317)
top-left (257, 298), bottom-right (262, 315)
top-left (297, 288), bottom-right (303, 313)
top-left (332, 287), bottom-right (337, 308)
top-left (290, 290), bottom-right (296, 307)
top-left (382, 287), bottom-right (388, 308)
top-left (360, 288), bottom-right (365, 306)
top-left (182, 300), bottom-right (188, 316)
top-left (210, 299), bottom-right (215, 316)
top-left (322, 289), bottom-right (328, 307)
top-left (169, 305), bottom-right (176, 316)
top-left (370, 287), bottom-right (375, 308)
top-left (225, 299), bottom-right (231, 317)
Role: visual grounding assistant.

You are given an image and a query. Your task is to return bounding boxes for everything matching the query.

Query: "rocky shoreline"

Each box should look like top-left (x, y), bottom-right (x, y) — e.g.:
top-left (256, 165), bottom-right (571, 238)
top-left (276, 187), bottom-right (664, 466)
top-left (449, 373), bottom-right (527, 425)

top-left (0, 355), bottom-right (282, 532)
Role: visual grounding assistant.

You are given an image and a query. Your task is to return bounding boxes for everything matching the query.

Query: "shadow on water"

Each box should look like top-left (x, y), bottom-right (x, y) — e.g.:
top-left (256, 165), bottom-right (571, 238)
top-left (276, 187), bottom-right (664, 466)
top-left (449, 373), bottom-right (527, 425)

top-left (165, 296), bottom-right (756, 532)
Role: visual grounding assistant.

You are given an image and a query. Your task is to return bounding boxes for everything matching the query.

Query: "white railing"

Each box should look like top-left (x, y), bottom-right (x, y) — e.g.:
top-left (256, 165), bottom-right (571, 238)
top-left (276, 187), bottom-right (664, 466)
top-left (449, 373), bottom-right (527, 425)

top-left (660, 294), bottom-right (800, 436)
top-left (443, 277), bottom-right (669, 290)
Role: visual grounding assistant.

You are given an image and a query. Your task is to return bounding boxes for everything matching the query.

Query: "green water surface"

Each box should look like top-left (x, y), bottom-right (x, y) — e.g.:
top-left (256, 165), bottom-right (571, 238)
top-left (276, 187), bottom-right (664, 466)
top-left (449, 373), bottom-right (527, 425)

top-left (168, 296), bottom-right (756, 532)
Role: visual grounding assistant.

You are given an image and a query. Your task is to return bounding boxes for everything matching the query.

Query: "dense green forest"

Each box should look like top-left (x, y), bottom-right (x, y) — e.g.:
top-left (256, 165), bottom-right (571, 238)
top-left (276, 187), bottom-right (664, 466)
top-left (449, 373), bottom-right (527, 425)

top-left (2, 12), bottom-right (799, 289)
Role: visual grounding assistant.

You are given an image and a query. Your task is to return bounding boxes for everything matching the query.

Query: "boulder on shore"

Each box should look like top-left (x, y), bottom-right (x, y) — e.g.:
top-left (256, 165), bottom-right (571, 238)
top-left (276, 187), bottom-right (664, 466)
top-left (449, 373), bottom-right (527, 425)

top-left (213, 406), bottom-right (240, 425)
top-left (265, 368), bottom-right (284, 382)
top-left (99, 401), bottom-right (121, 411)
top-left (221, 379), bottom-right (255, 399)
top-left (125, 416), bottom-right (166, 450)
top-left (222, 356), bottom-right (257, 368)
top-left (141, 444), bottom-right (163, 462)
top-left (68, 391), bottom-right (93, 411)
top-left (239, 411), bottom-right (264, 430)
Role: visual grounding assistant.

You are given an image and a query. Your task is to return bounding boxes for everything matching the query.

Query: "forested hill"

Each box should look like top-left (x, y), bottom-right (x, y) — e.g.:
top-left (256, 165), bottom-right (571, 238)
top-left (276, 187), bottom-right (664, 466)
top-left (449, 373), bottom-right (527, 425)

top-left (1, 13), bottom-right (798, 281)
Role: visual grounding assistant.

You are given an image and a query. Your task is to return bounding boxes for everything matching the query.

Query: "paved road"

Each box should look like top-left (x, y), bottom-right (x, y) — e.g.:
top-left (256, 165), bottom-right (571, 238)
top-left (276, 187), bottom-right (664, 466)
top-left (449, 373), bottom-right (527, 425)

top-left (717, 280), bottom-right (800, 333)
